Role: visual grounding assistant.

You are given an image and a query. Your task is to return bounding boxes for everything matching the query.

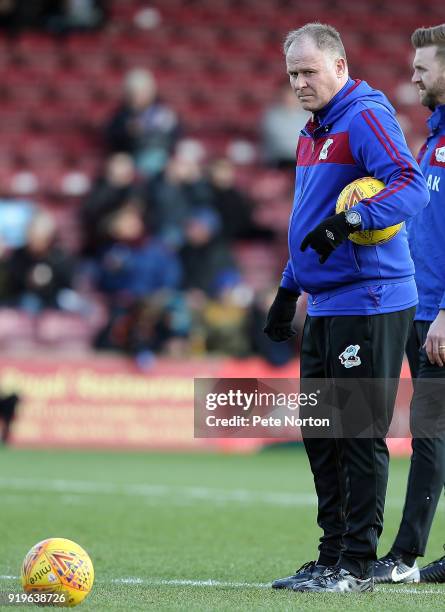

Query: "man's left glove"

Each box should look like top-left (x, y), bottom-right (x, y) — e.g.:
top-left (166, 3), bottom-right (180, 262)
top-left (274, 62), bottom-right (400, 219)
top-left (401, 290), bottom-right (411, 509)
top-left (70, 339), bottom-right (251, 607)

top-left (300, 212), bottom-right (351, 264)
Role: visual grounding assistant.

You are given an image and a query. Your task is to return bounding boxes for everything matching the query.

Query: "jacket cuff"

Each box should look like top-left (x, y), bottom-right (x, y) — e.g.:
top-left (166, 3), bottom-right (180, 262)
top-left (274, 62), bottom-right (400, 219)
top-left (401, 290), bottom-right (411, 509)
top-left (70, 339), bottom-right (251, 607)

top-left (280, 273), bottom-right (301, 293)
top-left (277, 285), bottom-right (300, 300)
top-left (351, 203), bottom-right (372, 230)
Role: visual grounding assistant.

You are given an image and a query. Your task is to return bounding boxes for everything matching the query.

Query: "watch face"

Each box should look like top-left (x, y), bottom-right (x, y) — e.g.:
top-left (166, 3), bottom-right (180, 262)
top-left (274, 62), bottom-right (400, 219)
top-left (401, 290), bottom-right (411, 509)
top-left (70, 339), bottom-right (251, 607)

top-left (346, 210), bottom-right (361, 227)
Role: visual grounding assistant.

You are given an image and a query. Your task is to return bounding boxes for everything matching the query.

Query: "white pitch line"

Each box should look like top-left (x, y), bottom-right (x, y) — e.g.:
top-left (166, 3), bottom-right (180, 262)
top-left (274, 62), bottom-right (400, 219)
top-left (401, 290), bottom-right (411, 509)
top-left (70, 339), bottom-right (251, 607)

top-left (0, 477), bottom-right (316, 507)
top-left (0, 477), bottom-right (409, 508)
top-left (113, 578), bottom-right (270, 588)
top-left (111, 577), bottom-right (443, 594)
top-left (1, 574), bottom-right (442, 594)
top-left (0, 575), bottom-right (18, 580)
top-left (383, 588), bottom-right (443, 594)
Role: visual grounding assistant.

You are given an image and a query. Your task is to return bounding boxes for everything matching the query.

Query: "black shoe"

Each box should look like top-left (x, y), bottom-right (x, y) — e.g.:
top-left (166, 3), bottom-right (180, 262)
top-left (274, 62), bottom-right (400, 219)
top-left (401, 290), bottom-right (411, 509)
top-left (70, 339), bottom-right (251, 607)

top-left (420, 551), bottom-right (445, 583)
top-left (272, 561), bottom-right (327, 589)
top-left (374, 552), bottom-right (419, 584)
top-left (293, 567), bottom-right (374, 593)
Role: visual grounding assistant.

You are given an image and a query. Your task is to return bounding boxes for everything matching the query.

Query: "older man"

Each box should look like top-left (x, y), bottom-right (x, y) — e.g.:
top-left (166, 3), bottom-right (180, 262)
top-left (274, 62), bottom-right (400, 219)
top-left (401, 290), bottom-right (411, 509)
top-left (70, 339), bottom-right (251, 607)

top-left (264, 23), bottom-right (429, 593)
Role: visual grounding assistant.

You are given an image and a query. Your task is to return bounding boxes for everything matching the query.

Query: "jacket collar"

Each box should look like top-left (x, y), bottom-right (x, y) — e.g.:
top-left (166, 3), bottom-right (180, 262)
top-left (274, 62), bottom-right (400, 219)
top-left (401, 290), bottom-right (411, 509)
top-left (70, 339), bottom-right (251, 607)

top-left (428, 104), bottom-right (445, 133)
top-left (315, 78), bottom-right (358, 123)
top-left (302, 79), bottom-right (356, 137)
top-left (302, 77), bottom-right (393, 137)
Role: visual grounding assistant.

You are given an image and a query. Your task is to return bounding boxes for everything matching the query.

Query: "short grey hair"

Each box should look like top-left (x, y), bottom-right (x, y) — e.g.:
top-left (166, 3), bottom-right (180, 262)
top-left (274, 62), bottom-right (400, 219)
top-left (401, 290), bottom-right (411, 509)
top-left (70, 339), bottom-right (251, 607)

top-left (283, 22), bottom-right (347, 60)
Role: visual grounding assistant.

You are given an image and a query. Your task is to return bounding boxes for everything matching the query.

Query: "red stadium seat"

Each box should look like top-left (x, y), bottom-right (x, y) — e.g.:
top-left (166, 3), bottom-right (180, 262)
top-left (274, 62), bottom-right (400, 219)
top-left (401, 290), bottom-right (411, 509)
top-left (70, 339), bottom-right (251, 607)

top-left (0, 310), bottom-right (35, 350)
top-left (35, 311), bottom-right (95, 351)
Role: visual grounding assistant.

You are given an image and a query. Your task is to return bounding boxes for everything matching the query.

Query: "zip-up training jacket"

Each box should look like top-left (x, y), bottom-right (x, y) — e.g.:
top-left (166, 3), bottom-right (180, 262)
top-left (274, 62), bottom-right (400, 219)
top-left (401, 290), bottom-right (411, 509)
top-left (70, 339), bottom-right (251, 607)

top-left (281, 78), bottom-right (429, 315)
top-left (407, 104), bottom-right (445, 322)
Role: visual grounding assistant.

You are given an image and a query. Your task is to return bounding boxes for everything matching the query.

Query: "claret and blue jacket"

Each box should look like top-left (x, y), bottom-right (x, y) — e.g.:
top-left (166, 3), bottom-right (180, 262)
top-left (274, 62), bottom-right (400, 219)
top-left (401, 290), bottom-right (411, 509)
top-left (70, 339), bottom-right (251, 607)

top-left (281, 77), bottom-right (430, 315)
top-left (407, 104), bottom-right (445, 322)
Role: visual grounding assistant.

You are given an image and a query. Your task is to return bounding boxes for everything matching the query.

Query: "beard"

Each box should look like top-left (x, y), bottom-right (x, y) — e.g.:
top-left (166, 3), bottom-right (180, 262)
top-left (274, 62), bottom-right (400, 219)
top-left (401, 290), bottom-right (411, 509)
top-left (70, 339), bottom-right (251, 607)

top-left (421, 74), bottom-right (445, 110)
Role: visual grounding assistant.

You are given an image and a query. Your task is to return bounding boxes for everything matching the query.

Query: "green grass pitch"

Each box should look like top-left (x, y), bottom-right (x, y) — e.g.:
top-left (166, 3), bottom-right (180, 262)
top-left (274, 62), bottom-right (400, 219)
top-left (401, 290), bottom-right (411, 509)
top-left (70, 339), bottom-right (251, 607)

top-left (0, 447), bottom-right (443, 610)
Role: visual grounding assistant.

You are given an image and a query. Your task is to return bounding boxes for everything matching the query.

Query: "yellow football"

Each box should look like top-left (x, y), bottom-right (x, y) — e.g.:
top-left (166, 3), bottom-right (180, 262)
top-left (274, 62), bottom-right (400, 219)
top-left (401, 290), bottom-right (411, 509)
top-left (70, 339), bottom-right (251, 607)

top-left (21, 538), bottom-right (94, 607)
top-left (336, 176), bottom-right (403, 245)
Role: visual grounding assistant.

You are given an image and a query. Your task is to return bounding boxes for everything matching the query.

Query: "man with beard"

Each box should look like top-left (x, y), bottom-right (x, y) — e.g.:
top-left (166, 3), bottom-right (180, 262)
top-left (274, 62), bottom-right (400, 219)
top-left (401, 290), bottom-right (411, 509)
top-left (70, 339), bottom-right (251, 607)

top-left (374, 24), bottom-right (445, 584)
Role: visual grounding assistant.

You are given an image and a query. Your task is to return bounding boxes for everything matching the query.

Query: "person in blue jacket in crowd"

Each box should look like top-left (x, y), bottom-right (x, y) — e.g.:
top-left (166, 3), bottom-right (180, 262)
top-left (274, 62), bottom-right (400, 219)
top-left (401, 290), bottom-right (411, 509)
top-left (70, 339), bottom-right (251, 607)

top-left (374, 24), bottom-right (445, 585)
top-left (264, 23), bottom-right (429, 593)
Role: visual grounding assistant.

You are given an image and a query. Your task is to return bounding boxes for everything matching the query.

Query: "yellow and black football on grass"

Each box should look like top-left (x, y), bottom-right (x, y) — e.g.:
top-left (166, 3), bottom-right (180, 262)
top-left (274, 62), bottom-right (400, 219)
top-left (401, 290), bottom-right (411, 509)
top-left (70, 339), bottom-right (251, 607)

top-left (21, 537), bottom-right (94, 607)
top-left (336, 176), bottom-right (403, 245)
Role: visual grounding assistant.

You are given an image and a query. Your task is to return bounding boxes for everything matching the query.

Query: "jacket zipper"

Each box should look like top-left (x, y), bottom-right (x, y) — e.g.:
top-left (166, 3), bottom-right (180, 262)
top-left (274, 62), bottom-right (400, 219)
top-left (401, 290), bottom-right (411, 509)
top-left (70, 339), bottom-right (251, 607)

top-left (288, 126), bottom-right (330, 258)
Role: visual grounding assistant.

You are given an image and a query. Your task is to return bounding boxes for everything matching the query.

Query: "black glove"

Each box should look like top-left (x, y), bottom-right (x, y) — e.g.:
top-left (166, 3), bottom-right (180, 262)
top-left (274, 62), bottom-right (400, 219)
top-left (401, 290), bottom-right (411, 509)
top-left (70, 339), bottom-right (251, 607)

top-left (300, 212), bottom-right (351, 264)
top-left (263, 287), bottom-right (299, 342)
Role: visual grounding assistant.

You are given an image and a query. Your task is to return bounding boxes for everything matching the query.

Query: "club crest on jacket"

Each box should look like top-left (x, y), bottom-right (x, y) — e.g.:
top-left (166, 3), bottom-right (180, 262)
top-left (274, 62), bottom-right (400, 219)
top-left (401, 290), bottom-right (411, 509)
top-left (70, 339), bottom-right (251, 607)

top-left (319, 138), bottom-right (334, 160)
top-left (435, 146), bottom-right (445, 163)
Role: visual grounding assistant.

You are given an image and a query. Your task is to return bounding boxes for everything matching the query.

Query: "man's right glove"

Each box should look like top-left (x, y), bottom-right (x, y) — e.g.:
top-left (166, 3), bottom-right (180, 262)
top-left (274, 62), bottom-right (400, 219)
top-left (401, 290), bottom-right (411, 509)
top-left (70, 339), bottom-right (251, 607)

top-left (300, 211), bottom-right (351, 264)
top-left (263, 286), bottom-right (300, 342)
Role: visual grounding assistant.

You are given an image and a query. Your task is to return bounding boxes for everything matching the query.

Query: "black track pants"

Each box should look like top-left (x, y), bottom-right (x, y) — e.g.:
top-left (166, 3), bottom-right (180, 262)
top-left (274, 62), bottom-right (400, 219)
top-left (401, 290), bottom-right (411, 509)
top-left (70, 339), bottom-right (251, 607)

top-left (300, 307), bottom-right (415, 578)
top-left (391, 320), bottom-right (445, 558)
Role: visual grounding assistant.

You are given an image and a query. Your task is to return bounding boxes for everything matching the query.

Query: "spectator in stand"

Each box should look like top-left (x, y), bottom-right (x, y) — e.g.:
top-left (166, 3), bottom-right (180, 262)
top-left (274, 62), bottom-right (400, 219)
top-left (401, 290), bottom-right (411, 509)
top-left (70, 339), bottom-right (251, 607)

top-left (45, 0), bottom-right (105, 32)
top-left (148, 149), bottom-right (213, 248)
top-left (107, 69), bottom-right (180, 177)
top-left (261, 84), bottom-right (310, 169)
top-left (80, 152), bottom-right (152, 256)
top-left (206, 157), bottom-right (275, 242)
top-left (0, 0), bottom-right (48, 29)
top-left (0, 0), bottom-right (17, 28)
top-left (93, 202), bottom-right (185, 359)
top-left (179, 208), bottom-right (239, 297)
top-left (95, 203), bottom-right (181, 298)
top-left (199, 281), bottom-right (253, 357)
top-left (0, 0), bottom-right (105, 31)
top-left (3, 210), bottom-right (79, 313)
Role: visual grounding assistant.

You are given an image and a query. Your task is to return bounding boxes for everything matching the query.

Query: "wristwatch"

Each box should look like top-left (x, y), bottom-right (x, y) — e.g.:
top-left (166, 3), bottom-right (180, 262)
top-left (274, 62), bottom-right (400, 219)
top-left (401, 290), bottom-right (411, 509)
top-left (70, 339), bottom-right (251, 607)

top-left (345, 209), bottom-right (362, 231)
